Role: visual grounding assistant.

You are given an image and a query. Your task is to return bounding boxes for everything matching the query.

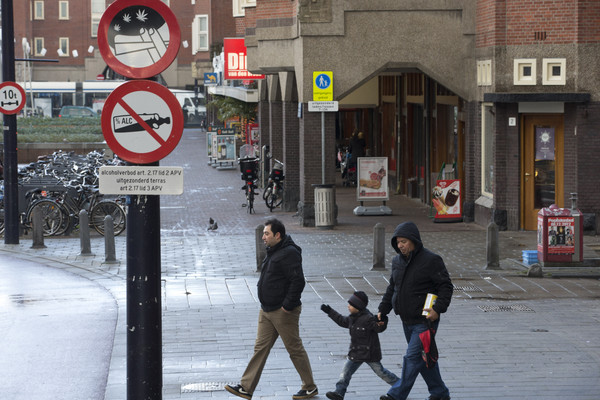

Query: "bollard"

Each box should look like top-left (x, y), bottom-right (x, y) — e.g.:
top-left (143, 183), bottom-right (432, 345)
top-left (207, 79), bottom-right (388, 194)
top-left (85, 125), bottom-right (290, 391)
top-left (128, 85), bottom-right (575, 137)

top-left (371, 223), bottom-right (386, 270)
top-left (104, 215), bottom-right (117, 263)
top-left (79, 210), bottom-right (94, 256)
top-left (256, 224), bottom-right (266, 272)
top-left (485, 221), bottom-right (500, 270)
top-left (31, 206), bottom-right (47, 249)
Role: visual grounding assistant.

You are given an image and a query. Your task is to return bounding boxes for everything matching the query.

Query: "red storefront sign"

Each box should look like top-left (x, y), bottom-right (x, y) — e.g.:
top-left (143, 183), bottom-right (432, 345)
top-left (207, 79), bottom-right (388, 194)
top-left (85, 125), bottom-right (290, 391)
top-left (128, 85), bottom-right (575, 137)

top-left (223, 38), bottom-right (265, 80)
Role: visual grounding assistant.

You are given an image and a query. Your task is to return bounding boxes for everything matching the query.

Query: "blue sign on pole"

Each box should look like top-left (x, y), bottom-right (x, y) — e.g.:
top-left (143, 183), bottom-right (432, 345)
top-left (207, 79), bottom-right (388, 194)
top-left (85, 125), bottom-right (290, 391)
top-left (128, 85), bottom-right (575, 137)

top-left (204, 72), bottom-right (218, 85)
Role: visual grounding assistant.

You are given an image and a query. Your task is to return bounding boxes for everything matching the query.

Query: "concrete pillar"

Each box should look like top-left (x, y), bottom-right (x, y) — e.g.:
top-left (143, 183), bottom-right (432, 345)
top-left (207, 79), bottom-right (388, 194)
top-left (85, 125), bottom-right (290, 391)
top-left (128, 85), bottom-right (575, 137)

top-left (31, 207), bottom-right (46, 249)
top-left (79, 210), bottom-right (93, 256)
top-left (104, 215), bottom-right (117, 264)
top-left (282, 100), bottom-right (300, 211)
top-left (297, 104), bottom-right (337, 226)
top-left (255, 224), bottom-right (266, 272)
top-left (371, 223), bottom-right (386, 270)
top-left (485, 221), bottom-right (500, 270)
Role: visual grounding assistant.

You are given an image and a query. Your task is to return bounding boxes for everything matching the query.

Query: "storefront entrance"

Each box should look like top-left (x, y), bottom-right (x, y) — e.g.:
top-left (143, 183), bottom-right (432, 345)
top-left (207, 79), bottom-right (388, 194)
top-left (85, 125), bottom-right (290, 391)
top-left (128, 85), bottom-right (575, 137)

top-left (520, 114), bottom-right (564, 230)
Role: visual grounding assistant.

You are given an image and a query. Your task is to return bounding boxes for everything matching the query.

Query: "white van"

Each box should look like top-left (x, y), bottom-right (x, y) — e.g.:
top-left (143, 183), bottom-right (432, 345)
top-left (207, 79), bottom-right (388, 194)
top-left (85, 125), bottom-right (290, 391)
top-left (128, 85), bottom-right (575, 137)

top-left (171, 89), bottom-right (206, 126)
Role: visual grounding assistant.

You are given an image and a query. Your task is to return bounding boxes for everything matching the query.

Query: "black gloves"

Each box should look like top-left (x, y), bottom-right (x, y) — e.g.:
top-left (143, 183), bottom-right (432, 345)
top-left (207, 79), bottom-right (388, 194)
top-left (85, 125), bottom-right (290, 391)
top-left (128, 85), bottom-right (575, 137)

top-left (321, 304), bottom-right (331, 314)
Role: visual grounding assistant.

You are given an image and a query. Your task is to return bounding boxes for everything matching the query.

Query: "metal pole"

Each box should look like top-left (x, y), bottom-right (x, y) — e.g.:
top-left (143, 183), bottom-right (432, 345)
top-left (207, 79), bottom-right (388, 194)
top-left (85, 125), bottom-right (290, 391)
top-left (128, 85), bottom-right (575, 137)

top-left (2, 0), bottom-right (20, 244)
top-left (127, 161), bottom-right (162, 399)
top-left (321, 111), bottom-right (325, 184)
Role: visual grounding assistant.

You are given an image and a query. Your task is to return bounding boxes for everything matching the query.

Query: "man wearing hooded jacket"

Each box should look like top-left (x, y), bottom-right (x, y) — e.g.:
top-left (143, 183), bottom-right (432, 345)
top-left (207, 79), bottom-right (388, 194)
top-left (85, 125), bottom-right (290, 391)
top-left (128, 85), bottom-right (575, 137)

top-left (226, 218), bottom-right (318, 400)
top-left (378, 221), bottom-right (453, 400)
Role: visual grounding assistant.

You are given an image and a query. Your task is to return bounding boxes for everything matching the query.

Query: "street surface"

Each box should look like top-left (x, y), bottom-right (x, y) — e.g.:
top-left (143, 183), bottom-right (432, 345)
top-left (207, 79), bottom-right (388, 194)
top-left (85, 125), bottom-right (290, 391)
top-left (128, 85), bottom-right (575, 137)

top-left (1, 128), bottom-right (599, 400)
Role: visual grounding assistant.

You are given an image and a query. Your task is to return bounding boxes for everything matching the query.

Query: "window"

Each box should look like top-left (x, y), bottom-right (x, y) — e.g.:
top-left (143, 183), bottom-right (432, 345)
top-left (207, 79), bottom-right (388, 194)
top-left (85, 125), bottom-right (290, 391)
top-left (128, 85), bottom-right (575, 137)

top-left (34, 1), bottom-right (44, 20)
top-left (481, 104), bottom-right (495, 196)
top-left (59, 1), bottom-right (69, 20)
top-left (542, 58), bottom-right (566, 85)
top-left (192, 15), bottom-right (209, 53)
top-left (34, 38), bottom-right (45, 56)
top-left (233, 0), bottom-right (257, 17)
top-left (59, 37), bottom-right (69, 56)
top-left (513, 58), bottom-right (536, 86)
top-left (477, 60), bottom-right (492, 86)
top-left (91, 0), bottom-right (105, 37)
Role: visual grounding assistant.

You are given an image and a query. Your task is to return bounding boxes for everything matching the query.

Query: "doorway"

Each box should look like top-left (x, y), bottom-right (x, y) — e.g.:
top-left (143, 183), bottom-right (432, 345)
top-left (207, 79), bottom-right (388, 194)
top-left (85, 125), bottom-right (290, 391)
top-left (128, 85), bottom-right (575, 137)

top-left (521, 114), bottom-right (564, 230)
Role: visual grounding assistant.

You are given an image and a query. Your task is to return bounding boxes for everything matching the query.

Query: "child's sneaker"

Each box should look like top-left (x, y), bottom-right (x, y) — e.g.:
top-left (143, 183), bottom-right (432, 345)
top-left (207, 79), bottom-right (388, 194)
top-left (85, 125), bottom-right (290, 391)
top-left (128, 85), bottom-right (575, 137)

top-left (326, 391), bottom-right (344, 400)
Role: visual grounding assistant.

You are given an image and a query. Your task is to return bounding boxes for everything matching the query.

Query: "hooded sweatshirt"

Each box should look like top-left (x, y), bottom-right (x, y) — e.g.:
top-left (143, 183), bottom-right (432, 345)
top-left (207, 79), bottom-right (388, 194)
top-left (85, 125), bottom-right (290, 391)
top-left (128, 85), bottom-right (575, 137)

top-left (257, 234), bottom-right (305, 312)
top-left (378, 221), bottom-right (453, 324)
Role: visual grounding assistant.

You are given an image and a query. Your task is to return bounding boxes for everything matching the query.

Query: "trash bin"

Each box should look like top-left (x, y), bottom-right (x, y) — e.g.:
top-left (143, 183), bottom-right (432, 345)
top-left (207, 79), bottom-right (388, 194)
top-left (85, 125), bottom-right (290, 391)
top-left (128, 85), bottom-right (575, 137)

top-left (313, 184), bottom-right (335, 229)
top-left (537, 198), bottom-right (583, 267)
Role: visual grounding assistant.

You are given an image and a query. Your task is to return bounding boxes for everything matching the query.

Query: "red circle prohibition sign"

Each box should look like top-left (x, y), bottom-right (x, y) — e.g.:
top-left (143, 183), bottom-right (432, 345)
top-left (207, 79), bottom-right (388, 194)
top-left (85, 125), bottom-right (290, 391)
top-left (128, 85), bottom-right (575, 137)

top-left (97, 0), bottom-right (181, 79)
top-left (0, 82), bottom-right (26, 115)
top-left (101, 80), bottom-right (183, 164)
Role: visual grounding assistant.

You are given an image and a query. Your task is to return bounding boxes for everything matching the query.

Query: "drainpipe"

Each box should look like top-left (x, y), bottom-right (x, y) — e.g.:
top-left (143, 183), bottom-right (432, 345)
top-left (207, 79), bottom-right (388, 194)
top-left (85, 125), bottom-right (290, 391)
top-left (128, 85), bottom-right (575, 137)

top-left (424, 76), bottom-right (431, 204)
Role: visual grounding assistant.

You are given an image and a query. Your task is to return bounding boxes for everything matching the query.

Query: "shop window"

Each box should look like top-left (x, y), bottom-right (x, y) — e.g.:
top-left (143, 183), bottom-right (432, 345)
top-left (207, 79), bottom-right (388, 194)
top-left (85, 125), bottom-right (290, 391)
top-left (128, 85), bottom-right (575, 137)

top-left (542, 58), bottom-right (566, 85)
top-left (514, 59), bottom-right (536, 86)
top-left (481, 103), bottom-right (494, 196)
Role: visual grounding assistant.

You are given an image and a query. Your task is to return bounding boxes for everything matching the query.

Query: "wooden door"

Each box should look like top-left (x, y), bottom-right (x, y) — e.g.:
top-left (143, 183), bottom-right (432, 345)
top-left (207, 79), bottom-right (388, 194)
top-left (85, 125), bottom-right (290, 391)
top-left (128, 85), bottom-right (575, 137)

top-left (521, 114), bottom-right (564, 230)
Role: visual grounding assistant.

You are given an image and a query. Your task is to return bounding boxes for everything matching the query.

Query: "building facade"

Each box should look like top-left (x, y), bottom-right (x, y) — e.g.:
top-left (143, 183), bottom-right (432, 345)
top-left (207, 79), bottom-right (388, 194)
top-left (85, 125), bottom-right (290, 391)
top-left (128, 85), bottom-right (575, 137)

top-left (12, 0), bottom-right (236, 91)
top-left (235, 0), bottom-right (599, 231)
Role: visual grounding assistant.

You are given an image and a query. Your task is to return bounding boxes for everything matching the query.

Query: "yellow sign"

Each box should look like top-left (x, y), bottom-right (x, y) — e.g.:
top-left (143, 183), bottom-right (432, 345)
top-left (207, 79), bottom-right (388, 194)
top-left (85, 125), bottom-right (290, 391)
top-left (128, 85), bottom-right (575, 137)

top-left (313, 71), bottom-right (333, 101)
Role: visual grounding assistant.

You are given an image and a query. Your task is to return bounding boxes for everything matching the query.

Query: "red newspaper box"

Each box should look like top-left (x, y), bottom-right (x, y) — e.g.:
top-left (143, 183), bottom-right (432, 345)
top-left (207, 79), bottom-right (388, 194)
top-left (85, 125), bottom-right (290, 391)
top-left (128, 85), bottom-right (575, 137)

top-left (537, 204), bottom-right (583, 266)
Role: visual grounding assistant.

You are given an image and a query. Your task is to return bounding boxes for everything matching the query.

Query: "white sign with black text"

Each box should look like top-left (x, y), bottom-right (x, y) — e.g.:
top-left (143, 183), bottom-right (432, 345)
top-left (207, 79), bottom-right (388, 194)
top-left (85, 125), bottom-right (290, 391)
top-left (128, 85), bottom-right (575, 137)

top-left (99, 166), bottom-right (183, 195)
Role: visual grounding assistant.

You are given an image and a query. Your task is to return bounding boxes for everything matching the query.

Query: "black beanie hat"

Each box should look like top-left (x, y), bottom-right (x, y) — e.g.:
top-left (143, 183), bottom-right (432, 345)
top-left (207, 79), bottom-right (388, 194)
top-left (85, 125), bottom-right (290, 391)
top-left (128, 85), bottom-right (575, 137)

top-left (348, 291), bottom-right (368, 311)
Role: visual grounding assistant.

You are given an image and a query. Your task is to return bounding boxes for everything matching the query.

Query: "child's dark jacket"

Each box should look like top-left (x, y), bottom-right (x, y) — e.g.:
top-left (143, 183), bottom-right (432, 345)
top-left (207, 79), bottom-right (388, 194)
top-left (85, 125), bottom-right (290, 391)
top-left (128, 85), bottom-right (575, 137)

top-left (324, 307), bottom-right (386, 362)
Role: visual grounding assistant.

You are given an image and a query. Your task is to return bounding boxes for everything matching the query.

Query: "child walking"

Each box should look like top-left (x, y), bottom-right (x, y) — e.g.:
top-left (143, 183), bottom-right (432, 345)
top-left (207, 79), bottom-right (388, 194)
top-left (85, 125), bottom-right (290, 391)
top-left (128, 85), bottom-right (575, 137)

top-left (321, 291), bottom-right (399, 400)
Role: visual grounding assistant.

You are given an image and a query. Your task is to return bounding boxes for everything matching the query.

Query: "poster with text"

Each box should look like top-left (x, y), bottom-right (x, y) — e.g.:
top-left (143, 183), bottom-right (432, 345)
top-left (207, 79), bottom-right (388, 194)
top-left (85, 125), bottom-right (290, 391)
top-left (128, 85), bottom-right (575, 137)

top-left (216, 135), bottom-right (236, 162)
top-left (432, 179), bottom-right (462, 221)
top-left (357, 157), bottom-right (389, 201)
top-left (546, 216), bottom-right (575, 255)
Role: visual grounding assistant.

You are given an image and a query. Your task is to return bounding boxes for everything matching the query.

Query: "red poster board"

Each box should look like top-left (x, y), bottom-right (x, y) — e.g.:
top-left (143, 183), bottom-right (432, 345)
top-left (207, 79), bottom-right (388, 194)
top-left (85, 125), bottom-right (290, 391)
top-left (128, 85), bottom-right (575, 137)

top-left (432, 179), bottom-right (463, 222)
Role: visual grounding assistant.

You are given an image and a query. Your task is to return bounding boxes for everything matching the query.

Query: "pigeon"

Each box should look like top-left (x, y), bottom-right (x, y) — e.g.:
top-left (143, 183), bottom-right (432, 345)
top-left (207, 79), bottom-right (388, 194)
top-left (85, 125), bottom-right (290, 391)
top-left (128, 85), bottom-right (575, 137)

top-left (208, 218), bottom-right (218, 231)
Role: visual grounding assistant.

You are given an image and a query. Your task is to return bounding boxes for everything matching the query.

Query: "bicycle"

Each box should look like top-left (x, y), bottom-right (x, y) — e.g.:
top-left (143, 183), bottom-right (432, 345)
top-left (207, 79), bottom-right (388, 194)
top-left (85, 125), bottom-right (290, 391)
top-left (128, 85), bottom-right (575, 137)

top-left (51, 184), bottom-right (126, 236)
top-left (239, 157), bottom-right (260, 214)
top-left (263, 158), bottom-right (285, 212)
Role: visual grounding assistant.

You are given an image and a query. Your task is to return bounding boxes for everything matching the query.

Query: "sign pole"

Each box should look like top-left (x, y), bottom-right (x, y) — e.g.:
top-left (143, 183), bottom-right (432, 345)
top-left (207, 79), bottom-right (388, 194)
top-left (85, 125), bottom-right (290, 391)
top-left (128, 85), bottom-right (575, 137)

top-left (2, 0), bottom-right (19, 244)
top-left (126, 161), bottom-right (162, 400)
top-left (321, 111), bottom-right (325, 184)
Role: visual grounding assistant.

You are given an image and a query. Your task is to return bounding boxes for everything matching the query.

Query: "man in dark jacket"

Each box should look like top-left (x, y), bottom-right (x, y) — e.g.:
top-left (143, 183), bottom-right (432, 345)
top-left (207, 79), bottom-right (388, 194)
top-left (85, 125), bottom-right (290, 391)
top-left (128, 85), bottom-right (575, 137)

top-left (321, 291), bottom-right (399, 400)
top-left (378, 221), bottom-right (453, 400)
top-left (226, 218), bottom-right (318, 400)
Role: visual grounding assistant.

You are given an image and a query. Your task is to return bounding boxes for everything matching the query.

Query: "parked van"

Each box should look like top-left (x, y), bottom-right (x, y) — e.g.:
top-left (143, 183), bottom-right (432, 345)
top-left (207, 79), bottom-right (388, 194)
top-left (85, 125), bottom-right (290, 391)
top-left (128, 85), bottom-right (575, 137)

top-left (171, 90), bottom-right (206, 127)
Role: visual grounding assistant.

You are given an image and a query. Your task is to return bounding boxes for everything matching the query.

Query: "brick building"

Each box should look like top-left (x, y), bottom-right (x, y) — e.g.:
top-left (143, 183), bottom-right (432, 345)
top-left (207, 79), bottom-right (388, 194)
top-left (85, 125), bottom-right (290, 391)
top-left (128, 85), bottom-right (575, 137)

top-left (234, 0), bottom-right (599, 230)
top-left (11, 0), bottom-right (236, 90)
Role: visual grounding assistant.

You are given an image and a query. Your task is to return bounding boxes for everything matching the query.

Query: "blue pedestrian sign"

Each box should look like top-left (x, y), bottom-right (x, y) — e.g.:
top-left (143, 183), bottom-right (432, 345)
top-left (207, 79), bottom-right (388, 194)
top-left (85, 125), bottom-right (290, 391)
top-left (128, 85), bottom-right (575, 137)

top-left (313, 71), bottom-right (333, 101)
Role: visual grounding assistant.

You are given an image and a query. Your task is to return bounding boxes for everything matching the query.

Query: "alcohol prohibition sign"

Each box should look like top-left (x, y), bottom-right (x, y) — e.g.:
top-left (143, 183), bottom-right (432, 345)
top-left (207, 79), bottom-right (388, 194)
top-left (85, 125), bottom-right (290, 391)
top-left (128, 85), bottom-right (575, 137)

top-left (101, 80), bottom-right (183, 164)
top-left (97, 0), bottom-right (181, 79)
top-left (0, 82), bottom-right (26, 115)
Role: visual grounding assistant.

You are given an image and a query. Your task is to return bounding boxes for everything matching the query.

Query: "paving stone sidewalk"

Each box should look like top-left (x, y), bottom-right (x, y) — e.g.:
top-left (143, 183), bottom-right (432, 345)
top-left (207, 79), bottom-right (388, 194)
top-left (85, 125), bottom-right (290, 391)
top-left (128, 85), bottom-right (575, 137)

top-left (2, 129), bottom-right (599, 399)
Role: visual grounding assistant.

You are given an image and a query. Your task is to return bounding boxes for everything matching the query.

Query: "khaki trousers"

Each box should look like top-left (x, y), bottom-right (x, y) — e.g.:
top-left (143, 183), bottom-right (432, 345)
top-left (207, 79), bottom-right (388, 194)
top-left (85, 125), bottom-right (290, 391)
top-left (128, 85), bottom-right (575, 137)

top-left (241, 306), bottom-right (316, 394)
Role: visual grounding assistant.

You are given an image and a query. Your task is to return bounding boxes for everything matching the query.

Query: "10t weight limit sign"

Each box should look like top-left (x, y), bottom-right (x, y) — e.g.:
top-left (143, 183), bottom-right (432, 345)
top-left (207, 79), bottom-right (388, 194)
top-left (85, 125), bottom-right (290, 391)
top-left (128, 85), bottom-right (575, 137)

top-left (0, 82), bottom-right (26, 115)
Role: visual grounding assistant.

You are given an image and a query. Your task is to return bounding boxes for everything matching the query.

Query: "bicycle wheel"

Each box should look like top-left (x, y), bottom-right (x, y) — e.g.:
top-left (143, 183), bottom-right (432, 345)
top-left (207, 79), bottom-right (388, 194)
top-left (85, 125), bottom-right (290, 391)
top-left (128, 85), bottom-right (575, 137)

top-left (90, 200), bottom-right (126, 236)
top-left (25, 199), bottom-right (64, 236)
top-left (0, 202), bottom-right (4, 235)
top-left (247, 184), bottom-right (255, 213)
top-left (264, 184), bottom-right (282, 211)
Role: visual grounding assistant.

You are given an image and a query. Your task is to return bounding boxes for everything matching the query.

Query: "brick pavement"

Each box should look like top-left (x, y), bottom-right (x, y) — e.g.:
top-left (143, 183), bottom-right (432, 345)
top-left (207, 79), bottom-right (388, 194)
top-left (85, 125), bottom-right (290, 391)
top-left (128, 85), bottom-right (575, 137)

top-left (1, 129), bottom-right (600, 399)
